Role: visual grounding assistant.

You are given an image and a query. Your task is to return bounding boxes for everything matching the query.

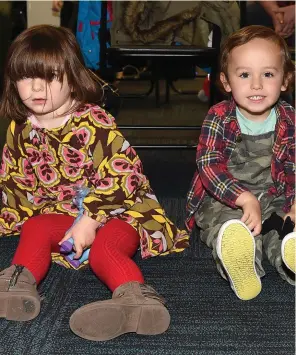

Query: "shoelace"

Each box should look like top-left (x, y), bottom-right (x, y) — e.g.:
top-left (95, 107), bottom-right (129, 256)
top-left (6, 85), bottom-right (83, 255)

top-left (8, 265), bottom-right (25, 288)
top-left (139, 284), bottom-right (166, 305)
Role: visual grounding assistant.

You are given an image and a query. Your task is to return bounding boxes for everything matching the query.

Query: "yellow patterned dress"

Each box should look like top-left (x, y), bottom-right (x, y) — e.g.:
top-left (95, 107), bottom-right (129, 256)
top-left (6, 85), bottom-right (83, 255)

top-left (0, 104), bottom-right (189, 268)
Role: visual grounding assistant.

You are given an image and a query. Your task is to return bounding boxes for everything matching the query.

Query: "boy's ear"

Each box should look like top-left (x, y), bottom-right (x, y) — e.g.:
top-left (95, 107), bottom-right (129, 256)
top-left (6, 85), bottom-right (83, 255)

top-left (281, 74), bottom-right (291, 92)
top-left (220, 72), bottom-right (231, 93)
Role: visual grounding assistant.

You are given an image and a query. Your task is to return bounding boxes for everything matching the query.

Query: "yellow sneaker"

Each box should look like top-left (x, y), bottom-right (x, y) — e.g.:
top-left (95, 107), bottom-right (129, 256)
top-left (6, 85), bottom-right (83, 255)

top-left (281, 232), bottom-right (296, 273)
top-left (217, 220), bottom-right (262, 301)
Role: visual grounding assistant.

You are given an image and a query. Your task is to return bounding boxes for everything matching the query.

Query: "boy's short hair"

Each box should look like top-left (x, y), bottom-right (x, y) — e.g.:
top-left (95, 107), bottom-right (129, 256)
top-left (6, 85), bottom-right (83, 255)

top-left (0, 25), bottom-right (103, 123)
top-left (218, 25), bottom-right (295, 94)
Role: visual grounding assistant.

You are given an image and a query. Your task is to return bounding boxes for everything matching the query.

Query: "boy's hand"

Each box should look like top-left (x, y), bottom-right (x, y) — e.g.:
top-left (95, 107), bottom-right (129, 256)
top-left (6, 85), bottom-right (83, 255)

top-left (284, 203), bottom-right (295, 231)
top-left (59, 215), bottom-right (100, 259)
top-left (235, 191), bottom-right (262, 237)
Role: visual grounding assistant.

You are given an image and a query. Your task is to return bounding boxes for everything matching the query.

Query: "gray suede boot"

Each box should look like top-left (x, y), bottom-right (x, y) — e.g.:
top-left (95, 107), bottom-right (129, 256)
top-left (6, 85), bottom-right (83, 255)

top-left (0, 265), bottom-right (40, 321)
top-left (70, 281), bottom-right (171, 341)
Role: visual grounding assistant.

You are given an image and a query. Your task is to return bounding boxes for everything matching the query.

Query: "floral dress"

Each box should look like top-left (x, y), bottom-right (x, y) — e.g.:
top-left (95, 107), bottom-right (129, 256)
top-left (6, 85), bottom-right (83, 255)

top-left (0, 104), bottom-right (189, 267)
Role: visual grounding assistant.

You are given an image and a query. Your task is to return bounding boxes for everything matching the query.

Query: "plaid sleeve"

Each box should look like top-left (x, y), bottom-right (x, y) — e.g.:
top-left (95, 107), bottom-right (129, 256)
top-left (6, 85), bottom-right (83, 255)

top-left (196, 113), bottom-right (248, 208)
top-left (283, 123), bottom-right (295, 211)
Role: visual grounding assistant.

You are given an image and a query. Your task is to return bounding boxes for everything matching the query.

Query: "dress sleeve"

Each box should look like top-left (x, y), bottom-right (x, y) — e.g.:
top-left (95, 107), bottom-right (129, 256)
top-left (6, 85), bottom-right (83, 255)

top-left (78, 108), bottom-right (148, 223)
top-left (0, 122), bottom-right (36, 235)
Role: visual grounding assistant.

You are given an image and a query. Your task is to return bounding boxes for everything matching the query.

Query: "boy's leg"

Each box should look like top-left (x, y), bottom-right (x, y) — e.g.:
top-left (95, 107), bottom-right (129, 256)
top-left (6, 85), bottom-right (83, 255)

top-left (196, 196), bottom-right (264, 300)
top-left (70, 218), bottom-right (170, 341)
top-left (261, 194), bottom-right (295, 285)
top-left (263, 230), bottom-right (295, 285)
top-left (0, 214), bottom-right (74, 321)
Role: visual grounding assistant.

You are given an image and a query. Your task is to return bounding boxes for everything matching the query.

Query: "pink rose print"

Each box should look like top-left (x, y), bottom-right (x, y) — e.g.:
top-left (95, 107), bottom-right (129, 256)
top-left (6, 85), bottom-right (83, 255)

top-left (27, 147), bottom-right (55, 166)
top-left (2, 146), bottom-right (14, 165)
top-left (110, 157), bottom-right (134, 174)
top-left (96, 177), bottom-right (119, 193)
top-left (11, 158), bottom-right (36, 190)
top-left (0, 160), bottom-right (7, 178)
top-left (59, 203), bottom-right (79, 215)
top-left (61, 146), bottom-right (86, 166)
top-left (60, 146), bottom-right (87, 179)
top-left (0, 209), bottom-right (20, 230)
top-left (122, 173), bottom-right (143, 195)
top-left (26, 146), bottom-right (59, 185)
top-left (70, 127), bottom-right (93, 149)
top-left (37, 163), bottom-right (59, 185)
top-left (74, 104), bottom-right (92, 116)
top-left (90, 107), bottom-right (115, 127)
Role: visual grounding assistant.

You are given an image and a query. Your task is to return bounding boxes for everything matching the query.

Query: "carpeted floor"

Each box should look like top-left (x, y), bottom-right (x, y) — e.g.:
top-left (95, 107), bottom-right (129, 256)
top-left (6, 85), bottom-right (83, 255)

top-left (0, 150), bottom-right (295, 355)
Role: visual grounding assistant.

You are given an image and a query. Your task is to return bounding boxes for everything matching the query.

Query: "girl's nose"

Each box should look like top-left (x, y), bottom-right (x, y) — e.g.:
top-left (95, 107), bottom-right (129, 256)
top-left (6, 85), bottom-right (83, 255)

top-left (31, 78), bottom-right (45, 92)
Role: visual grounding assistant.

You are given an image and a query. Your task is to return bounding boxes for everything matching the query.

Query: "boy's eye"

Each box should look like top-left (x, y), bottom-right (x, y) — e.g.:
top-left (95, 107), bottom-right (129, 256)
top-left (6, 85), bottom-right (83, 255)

top-left (239, 72), bottom-right (249, 78)
top-left (264, 72), bottom-right (274, 78)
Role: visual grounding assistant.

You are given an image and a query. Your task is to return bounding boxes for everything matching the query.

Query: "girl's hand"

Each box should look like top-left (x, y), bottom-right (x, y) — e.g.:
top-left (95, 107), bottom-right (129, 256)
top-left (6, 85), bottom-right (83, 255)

top-left (235, 192), bottom-right (262, 237)
top-left (59, 215), bottom-right (100, 259)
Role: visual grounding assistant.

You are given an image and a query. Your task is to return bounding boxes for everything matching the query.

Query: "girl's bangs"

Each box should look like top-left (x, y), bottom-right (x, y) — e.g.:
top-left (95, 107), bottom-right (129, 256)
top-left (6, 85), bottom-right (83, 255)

top-left (9, 46), bottom-right (65, 83)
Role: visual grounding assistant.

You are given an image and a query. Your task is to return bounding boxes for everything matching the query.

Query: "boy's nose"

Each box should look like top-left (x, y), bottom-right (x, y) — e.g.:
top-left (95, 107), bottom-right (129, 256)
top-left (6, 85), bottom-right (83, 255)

top-left (31, 78), bottom-right (45, 92)
top-left (251, 76), bottom-right (263, 90)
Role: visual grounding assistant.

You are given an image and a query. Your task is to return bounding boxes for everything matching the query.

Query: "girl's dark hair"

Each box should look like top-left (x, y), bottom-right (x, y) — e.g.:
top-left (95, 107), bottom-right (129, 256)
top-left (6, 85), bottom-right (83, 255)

top-left (0, 25), bottom-right (103, 123)
top-left (218, 25), bottom-right (295, 94)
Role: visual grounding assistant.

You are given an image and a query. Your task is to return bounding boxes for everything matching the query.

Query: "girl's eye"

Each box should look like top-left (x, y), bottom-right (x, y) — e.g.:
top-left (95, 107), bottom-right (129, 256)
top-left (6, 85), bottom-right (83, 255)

top-left (239, 72), bottom-right (249, 78)
top-left (264, 72), bottom-right (274, 78)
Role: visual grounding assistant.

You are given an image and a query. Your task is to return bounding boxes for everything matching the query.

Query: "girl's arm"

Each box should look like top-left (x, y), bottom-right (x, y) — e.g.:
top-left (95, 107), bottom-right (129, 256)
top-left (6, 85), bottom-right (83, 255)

top-left (196, 112), bottom-right (249, 208)
top-left (78, 108), bottom-right (148, 223)
top-left (0, 123), bottom-right (35, 235)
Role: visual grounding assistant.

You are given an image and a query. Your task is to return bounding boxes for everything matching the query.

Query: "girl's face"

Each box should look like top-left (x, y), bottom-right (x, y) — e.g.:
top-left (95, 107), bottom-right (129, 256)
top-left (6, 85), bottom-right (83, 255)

top-left (16, 74), bottom-right (73, 127)
top-left (220, 38), bottom-right (288, 121)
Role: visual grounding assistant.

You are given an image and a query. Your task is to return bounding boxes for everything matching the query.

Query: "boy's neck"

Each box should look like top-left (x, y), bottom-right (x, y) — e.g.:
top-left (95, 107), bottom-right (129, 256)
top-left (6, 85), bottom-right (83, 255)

top-left (236, 105), bottom-right (273, 122)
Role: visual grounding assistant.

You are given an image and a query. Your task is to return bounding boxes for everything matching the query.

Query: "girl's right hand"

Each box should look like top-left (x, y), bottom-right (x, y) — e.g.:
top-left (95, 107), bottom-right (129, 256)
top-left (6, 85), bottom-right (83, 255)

top-left (235, 192), bottom-right (262, 237)
top-left (59, 215), bottom-right (100, 259)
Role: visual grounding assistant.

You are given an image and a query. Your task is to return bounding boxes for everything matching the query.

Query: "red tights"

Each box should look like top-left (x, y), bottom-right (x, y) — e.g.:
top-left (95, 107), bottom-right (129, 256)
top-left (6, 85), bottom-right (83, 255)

top-left (12, 214), bottom-right (144, 291)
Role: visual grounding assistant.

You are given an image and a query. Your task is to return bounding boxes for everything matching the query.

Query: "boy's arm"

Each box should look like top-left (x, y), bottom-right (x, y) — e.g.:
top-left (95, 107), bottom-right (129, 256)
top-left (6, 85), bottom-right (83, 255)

top-left (284, 124), bottom-right (295, 212)
top-left (0, 123), bottom-right (35, 235)
top-left (196, 112), bottom-right (249, 208)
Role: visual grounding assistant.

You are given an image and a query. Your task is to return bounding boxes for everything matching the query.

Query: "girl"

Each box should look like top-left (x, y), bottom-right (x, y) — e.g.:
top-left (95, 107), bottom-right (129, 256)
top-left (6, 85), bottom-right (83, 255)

top-left (0, 25), bottom-right (189, 341)
top-left (186, 25), bottom-right (295, 301)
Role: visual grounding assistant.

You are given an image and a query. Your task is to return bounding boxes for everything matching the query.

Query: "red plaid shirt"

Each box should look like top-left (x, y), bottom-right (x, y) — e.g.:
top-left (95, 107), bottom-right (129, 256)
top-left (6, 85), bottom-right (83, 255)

top-left (186, 99), bottom-right (295, 232)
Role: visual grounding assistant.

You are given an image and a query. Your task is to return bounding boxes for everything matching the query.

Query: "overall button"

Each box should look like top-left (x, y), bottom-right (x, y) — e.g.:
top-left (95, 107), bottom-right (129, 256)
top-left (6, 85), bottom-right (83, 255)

top-left (236, 135), bottom-right (242, 143)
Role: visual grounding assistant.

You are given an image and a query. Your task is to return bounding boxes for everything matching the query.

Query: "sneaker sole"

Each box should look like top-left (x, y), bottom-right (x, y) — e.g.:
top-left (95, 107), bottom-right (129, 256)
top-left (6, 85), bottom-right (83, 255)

top-left (0, 292), bottom-right (40, 321)
top-left (69, 303), bottom-right (170, 341)
top-left (281, 232), bottom-right (296, 273)
top-left (217, 220), bottom-right (261, 301)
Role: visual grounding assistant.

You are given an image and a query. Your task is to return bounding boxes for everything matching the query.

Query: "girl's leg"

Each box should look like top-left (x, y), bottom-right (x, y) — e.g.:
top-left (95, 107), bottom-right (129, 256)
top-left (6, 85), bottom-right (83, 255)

top-left (0, 214), bottom-right (74, 321)
top-left (88, 218), bottom-right (144, 291)
top-left (70, 219), bottom-right (170, 341)
top-left (12, 214), bottom-right (74, 284)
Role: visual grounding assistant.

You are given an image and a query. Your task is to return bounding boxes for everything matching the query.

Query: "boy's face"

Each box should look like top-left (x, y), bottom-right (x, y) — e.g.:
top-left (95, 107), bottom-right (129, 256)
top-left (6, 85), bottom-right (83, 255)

top-left (16, 73), bottom-right (72, 124)
top-left (220, 38), bottom-right (287, 121)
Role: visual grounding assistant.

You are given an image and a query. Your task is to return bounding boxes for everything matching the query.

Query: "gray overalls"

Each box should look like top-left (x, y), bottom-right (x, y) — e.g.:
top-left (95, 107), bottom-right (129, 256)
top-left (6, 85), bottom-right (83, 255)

top-left (195, 131), bottom-right (294, 285)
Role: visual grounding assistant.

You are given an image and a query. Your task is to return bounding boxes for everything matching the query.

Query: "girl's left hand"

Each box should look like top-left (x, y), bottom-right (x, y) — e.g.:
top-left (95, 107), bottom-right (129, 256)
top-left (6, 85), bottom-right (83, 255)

top-left (59, 215), bottom-right (100, 259)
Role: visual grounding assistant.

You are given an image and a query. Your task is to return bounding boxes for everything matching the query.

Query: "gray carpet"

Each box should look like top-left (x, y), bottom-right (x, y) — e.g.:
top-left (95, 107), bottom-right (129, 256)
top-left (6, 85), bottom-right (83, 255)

top-left (0, 150), bottom-right (295, 355)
